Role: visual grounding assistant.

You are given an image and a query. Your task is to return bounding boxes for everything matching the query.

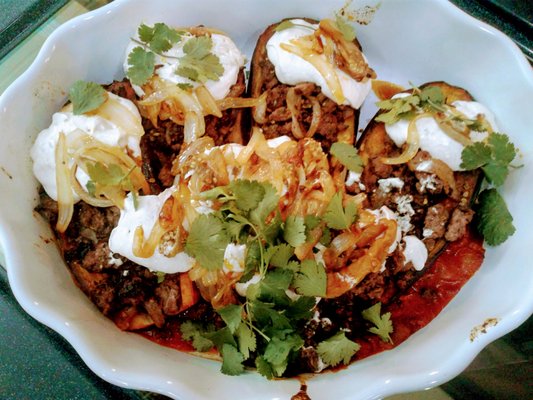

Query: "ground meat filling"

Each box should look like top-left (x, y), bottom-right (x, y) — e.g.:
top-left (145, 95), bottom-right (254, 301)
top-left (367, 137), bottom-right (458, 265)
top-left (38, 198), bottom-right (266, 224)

top-left (108, 74), bottom-right (247, 194)
top-left (254, 58), bottom-right (356, 153)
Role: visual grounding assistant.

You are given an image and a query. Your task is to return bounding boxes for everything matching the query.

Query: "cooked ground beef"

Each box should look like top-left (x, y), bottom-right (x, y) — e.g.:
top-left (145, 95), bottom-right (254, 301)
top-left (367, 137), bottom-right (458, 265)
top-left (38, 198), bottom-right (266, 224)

top-left (253, 58), bottom-right (356, 152)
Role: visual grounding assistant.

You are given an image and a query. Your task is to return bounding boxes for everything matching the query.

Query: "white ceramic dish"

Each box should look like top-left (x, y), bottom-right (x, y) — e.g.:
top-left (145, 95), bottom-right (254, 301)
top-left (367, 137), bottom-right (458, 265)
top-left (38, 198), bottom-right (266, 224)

top-left (1, 0), bottom-right (532, 399)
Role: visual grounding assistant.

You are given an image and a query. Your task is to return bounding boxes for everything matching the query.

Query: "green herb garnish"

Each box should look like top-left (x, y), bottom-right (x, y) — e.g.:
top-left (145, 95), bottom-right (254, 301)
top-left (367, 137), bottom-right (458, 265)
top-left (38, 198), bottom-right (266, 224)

top-left (175, 35), bottom-right (224, 83)
top-left (68, 80), bottom-right (107, 115)
top-left (330, 142), bottom-right (363, 172)
top-left (316, 331), bottom-right (360, 367)
top-left (362, 302), bottom-right (394, 344)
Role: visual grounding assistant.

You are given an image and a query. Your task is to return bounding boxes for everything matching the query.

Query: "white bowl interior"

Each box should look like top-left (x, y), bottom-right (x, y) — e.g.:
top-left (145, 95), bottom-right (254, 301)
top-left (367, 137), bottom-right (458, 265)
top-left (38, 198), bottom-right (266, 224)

top-left (0, 0), bottom-right (532, 399)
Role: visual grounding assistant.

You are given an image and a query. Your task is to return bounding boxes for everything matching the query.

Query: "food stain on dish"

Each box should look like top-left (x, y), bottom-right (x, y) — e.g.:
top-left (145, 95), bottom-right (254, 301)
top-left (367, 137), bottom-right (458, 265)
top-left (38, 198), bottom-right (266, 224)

top-left (338, 0), bottom-right (380, 26)
top-left (0, 165), bottom-right (13, 180)
top-left (470, 317), bottom-right (500, 342)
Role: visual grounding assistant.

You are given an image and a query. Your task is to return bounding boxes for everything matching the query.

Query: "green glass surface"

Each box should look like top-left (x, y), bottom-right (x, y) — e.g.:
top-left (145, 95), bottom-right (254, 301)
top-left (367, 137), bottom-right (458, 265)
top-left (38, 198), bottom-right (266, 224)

top-left (0, 0), bottom-right (68, 59)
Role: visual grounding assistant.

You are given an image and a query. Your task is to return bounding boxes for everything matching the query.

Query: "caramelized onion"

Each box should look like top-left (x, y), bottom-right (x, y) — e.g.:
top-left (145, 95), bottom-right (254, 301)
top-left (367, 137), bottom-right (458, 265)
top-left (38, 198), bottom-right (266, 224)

top-left (318, 19), bottom-right (375, 81)
top-left (55, 132), bottom-right (74, 233)
top-left (435, 113), bottom-right (473, 147)
top-left (95, 95), bottom-right (143, 138)
top-left (195, 85), bottom-right (222, 118)
top-left (281, 41), bottom-right (345, 104)
top-left (381, 114), bottom-right (430, 165)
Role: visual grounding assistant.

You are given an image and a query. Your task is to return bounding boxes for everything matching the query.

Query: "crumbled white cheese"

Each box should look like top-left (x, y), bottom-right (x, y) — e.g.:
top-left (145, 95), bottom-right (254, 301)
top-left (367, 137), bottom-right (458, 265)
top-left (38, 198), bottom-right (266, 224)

top-left (423, 228), bottom-right (434, 238)
top-left (108, 251), bottom-right (124, 267)
top-left (394, 195), bottom-right (415, 233)
top-left (223, 243), bottom-right (246, 273)
top-left (378, 177), bottom-right (404, 193)
top-left (345, 170), bottom-right (366, 190)
top-left (194, 199), bottom-right (215, 215)
top-left (419, 174), bottom-right (437, 192)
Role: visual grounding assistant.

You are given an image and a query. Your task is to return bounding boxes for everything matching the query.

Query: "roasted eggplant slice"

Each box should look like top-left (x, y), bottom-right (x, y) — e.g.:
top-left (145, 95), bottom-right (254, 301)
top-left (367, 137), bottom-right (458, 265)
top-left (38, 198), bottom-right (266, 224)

top-left (249, 18), bottom-right (375, 151)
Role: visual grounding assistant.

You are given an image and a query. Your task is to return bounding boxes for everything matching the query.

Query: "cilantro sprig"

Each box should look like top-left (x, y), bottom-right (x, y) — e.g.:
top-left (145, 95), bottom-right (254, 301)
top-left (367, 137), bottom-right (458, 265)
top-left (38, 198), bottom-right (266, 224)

top-left (126, 22), bottom-right (224, 86)
top-left (85, 162), bottom-right (139, 208)
top-left (362, 302), bottom-right (394, 344)
top-left (461, 132), bottom-right (518, 245)
top-left (127, 23), bottom-right (183, 86)
top-left (181, 179), bottom-right (339, 378)
top-left (375, 85), bottom-right (445, 125)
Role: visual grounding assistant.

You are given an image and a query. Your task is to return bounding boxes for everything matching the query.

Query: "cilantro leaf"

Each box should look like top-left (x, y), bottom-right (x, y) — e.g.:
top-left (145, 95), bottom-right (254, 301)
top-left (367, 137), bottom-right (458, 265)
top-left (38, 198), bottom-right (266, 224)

top-left (127, 46), bottom-right (156, 86)
top-left (419, 85), bottom-right (445, 110)
top-left (330, 142), bottom-right (363, 172)
top-left (460, 142), bottom-right (492, 170)
top-left (236, 322), bottom-right (256, 359)
top-left (283, 216), bottom-right (306, 247)
top-left (323, 192), bottom-right (357, 230)
top-left (263, 334), bottom-right (304, 376)
top-left (176, 36), bottom-right (224, 83)
top-left (229, 180), bottom-right (265, 211)
top-left (204, 327), bottom-right (237, 351)
top-left (361, 302), bottom-right (394, 343)
top-left (217, 304), bottom-right (243, 334)
top-left (249, 182), bottom-right (279, 228)
top-left (477, 188), bottom-right (515, 246)
top-left (68, 80), bottom-right (107, 115)
top-left (375, 86), bottom-right (445, 125)
top-left (138, 22), bottom-right (182, 53)
top-left (179, 321), bottom-right (215, 352)
top-left (86, 162), bottom-right (125, 186)
top-left (269, 244), bottom-right (294, 268)
top-left (255, 356), bottom-right (274, 380)
top-left (284, 296), bottom-right (316, 321)
top-left (461, 133), bottom-right (517, 186)
top-left (334, 14), bottom-right (356, 42)
top-left (256, 269), bottom-right (293, 306)
top-left (375, 94), bottom-right (419, 125)
top-left (316, 331), bottom-right (360, 367)
top-left (220, 344), bottom-right (245, 376)
top-left (185, 214), bottom-right (229, 270)
top-left (292, 259), bottom-right (326, 297)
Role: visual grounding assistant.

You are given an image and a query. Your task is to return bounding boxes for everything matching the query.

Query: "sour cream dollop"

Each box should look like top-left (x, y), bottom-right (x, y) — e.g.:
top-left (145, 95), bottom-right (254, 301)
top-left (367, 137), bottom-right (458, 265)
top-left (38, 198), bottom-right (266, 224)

top-left (109, 188), bottom-right (194, 274)
top-left (30, 92), bottom-right (143, 201)
top-left (124, 32), bottom-right (245, 100)
top-left (384, 95), bottom-right (499, 171)
top-left (266, 19), bottom-right (371, 109)
top-left (403, 235), bottom-right (428, 271)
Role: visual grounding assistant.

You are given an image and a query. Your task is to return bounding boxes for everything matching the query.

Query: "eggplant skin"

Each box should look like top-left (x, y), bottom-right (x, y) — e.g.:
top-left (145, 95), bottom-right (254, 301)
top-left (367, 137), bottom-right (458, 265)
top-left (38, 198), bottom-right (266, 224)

top-left (248, 18), bottom-right (366, 149)
top-left (356, 81), bottom-right (483, 266)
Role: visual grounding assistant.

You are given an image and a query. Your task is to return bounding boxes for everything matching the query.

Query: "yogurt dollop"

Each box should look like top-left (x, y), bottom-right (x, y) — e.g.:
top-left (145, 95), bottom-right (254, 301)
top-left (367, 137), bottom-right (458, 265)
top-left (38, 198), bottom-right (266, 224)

top-left (384, 95), bottom-right (498, 171)
top-left (30, 92), bottom-right (143, 201)
top-left (266, 19), bottom-right (371, 109)
top-left (124, 32), bottom-right (245, 100)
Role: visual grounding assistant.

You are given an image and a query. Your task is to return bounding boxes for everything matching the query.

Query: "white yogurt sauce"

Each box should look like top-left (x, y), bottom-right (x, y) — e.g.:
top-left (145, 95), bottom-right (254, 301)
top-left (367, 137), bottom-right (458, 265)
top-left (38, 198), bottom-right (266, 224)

top-left (266, 19), bottom-right (371, 109)
top-left (109, 188), bottom-right (194, 273)
top-left (124, 32), bottom-right (245, 100)
top-left (30, 93), bottom-right (143, 202)
top-left (403, 235), bottom-right (428, 271)
top-left (384, 96), bottom-right (498, 171)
